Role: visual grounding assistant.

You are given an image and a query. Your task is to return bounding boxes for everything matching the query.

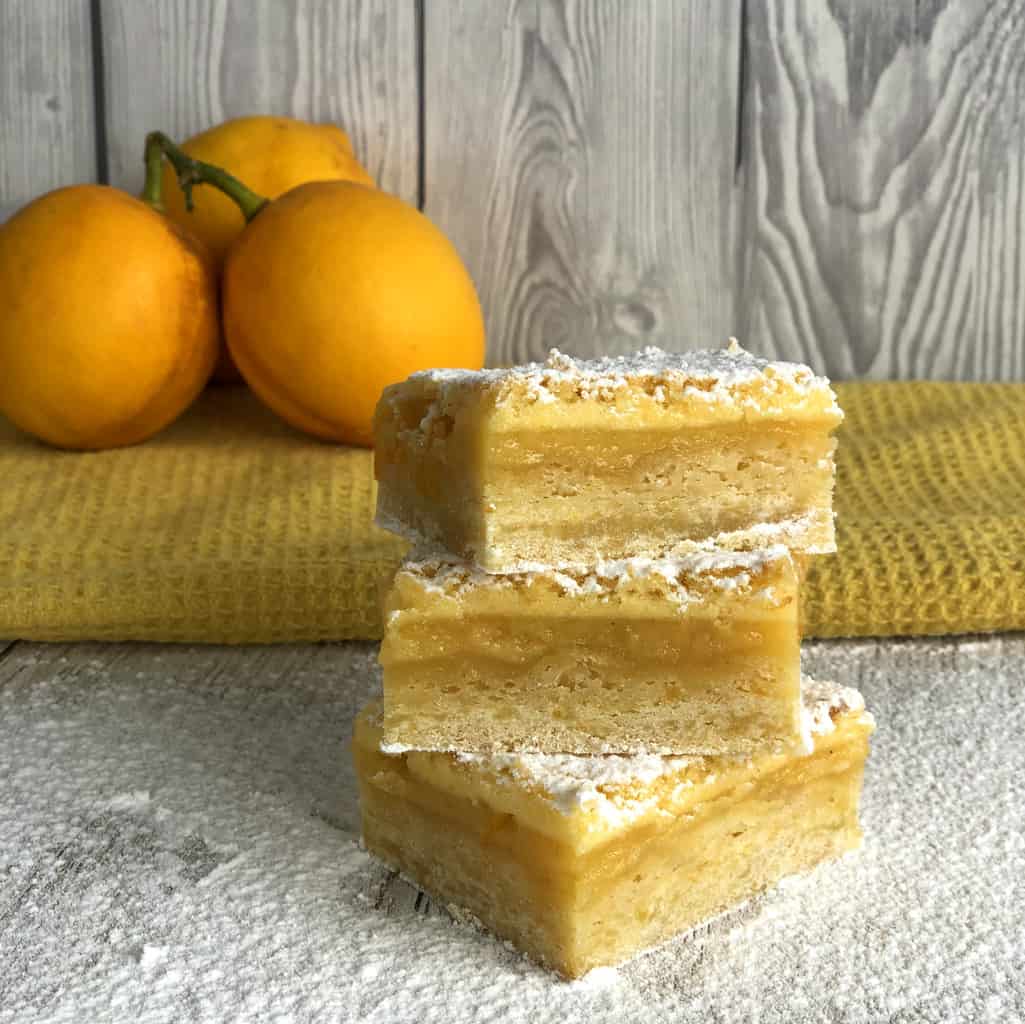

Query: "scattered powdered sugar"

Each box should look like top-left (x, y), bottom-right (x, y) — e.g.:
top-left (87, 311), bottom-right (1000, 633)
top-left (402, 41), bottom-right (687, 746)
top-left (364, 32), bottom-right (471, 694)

top-left (106, 790), bottom-right (152, 812)
top-left (408, 340), bottom-right (839, 414)
top-left (137, 945), bottom-right (169, 970)
top-left (403, 544), bottom-right (791, 605)
top-left (570, 965), bottom-right (621, 990)
top-left (4, 637), bottom-right (1023, 1022)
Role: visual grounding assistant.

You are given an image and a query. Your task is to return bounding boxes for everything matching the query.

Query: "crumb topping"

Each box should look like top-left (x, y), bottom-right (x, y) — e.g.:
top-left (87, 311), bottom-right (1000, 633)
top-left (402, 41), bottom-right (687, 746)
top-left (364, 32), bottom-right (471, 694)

top-left (399, 545), bottom-right (791, 606)
top-left (393, 341), bottom-right (841, 417)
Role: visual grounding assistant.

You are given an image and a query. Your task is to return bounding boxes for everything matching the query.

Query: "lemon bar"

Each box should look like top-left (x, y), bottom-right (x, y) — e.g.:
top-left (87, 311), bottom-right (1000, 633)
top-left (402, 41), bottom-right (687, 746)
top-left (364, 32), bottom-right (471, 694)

top-left (374, 342), bottom-right (842, 572)
top-left (355, 678), bottom-right (873, 978)
top-left (380, 546), bottom-right (801, 756)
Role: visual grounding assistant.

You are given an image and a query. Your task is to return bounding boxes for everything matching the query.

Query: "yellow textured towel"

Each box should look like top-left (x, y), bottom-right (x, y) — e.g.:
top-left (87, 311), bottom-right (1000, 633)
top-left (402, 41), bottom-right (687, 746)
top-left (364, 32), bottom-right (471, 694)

top-left (806, 381), bottom-right (1025, 637)
top-left (1, 382), bottom-right (1023, 642)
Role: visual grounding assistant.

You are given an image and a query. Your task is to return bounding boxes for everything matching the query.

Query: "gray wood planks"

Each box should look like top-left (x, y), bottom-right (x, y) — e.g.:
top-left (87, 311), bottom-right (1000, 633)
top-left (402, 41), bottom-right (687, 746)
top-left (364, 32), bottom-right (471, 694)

top-left (99, 0), bottom-right (419, 203)
top-left (4, 1), bottom-right (1025, 379)
top-left (0, 0), bottom-right (97, 207)
top-left (740, 0), bottom-right (1025, 379)
top-left (422, 1), bottom-right (743, 367)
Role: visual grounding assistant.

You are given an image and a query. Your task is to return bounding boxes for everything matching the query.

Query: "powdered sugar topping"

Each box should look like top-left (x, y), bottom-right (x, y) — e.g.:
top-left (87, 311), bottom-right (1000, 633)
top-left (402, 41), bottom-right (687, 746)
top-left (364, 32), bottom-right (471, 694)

top-left (454, 748), bottom-right (693, 824)
top-left (799, 677), bottom-right (871, 751)
top-left (402, 544), bottom-right (791, 606)
top-left (405, 340), bottom-right (839, 414)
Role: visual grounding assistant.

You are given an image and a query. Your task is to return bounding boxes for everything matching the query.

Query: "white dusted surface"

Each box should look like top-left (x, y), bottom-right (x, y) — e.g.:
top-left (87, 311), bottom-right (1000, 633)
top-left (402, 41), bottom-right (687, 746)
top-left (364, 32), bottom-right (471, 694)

top-left (0, 636), bottom-right (1022, 1023)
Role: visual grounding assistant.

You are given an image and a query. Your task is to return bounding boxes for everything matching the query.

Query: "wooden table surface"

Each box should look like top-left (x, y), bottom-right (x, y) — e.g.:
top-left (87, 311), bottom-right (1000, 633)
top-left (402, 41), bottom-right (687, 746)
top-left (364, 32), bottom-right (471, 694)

top-left (2, 634), bottom-right (1023, 1023)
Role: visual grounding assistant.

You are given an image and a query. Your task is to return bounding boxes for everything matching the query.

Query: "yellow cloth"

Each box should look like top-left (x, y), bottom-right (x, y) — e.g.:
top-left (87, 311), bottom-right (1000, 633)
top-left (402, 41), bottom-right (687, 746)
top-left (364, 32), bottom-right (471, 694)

top-left (806, 381), bottom-right (1025, 637)
top-left (1, 383), bottom-right (1023, 642)
top-left (0, 390), bottom-right (406, 643)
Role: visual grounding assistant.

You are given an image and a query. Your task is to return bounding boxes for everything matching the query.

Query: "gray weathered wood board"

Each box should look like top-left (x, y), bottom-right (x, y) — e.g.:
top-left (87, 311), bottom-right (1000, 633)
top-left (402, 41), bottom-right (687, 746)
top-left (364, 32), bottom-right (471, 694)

top-left (0, 0), bottom-right (97, 208)
top-left (740, 0), bottom-right (1025, 380)
top-left (2, 0), bottom-right (1024, 378)
top-left (422, 1), bottom-right (742, 365)
top-left (99, 0), bottom-right (419, 203)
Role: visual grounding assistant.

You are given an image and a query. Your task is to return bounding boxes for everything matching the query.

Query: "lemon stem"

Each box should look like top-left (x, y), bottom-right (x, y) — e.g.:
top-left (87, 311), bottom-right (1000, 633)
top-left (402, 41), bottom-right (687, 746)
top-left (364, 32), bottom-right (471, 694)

top-left (142, 131), bottom-right (269, 222)
top-left (142, 133), bottom-right (168, 213)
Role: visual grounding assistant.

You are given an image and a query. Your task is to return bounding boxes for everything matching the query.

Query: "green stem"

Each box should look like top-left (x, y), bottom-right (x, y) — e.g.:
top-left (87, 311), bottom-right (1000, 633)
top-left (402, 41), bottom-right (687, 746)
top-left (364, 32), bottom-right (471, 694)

top-left (142, 133), bottom-right (166, 212)
top-left (143, 131), bottom-right (269, 222)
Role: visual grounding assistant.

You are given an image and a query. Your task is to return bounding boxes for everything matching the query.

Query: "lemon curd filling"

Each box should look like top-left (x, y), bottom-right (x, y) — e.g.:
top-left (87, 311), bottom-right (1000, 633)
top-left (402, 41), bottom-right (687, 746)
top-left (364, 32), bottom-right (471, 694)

top-left (374, 343), bottom-right (842, 572)
top-left (355, 678), bottom-right (874, 978)
top-left (380, 546), bottom-right (803, 756)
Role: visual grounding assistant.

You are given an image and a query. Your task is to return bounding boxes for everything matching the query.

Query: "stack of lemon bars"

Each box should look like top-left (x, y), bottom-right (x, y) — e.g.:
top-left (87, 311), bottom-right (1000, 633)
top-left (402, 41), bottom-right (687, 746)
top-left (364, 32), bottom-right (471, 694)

top-left (355, 342), bottom-right (874, 978)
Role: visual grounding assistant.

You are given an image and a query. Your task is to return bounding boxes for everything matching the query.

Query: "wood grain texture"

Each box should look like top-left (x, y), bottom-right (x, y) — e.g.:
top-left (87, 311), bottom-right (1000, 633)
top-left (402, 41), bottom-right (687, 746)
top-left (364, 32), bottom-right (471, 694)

top-left (740, 0), bottom-right (1025, 379)
top-left (423, 0), bottom-right (742, 366)
top-left (0, 0), bottom-right (97, 206)
top-left (99, 0), bottom-right (418, 202)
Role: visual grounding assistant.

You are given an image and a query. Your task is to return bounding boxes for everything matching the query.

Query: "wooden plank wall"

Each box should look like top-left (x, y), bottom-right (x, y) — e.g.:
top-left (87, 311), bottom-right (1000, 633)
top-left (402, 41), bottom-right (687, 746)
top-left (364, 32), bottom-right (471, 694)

top-left (98, 0), bottom-right (418, 202)
top-left (0, 1), bottom-right (97, 218)
top-left (423, 2), bottom-right (742, 364)
top-left (741, 0), bottom-right (1025, 379)
top-left (1, 0), bottom-right (1023, 379)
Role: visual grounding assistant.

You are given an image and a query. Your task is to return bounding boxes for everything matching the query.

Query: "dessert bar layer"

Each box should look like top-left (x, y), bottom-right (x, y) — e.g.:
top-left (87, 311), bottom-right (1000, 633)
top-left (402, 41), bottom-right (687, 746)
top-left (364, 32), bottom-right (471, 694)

top-left (355, 679), bottom-right (873, 978)
top-left (380, 546), bottom-right (802, 756)
top-left (374, 342), bottom-right (842, 571)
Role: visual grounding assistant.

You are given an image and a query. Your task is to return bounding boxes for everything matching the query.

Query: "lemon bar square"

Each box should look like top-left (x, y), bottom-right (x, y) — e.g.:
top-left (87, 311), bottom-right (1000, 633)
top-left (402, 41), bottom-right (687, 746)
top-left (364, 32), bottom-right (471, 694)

top-left (374, 342), bottom-right (842, 572)
top-left (355, 679), bottom-right (874, 978)
top-left (380, 545), bottom-right (801, 756)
